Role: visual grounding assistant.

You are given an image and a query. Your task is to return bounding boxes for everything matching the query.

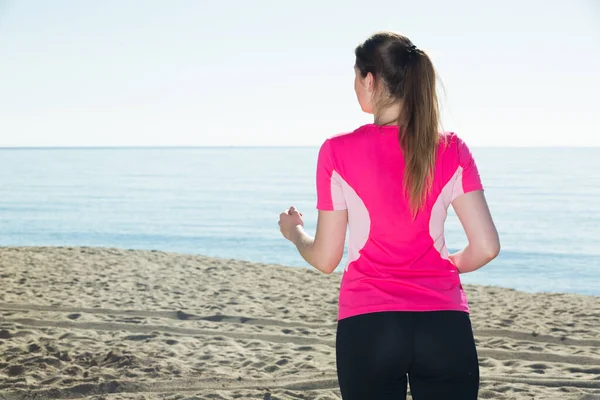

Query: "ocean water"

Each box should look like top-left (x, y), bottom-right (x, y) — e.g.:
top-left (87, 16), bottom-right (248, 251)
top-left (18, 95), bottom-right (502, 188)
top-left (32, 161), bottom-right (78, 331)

top-left (1, 147), bottom-right (599, 297)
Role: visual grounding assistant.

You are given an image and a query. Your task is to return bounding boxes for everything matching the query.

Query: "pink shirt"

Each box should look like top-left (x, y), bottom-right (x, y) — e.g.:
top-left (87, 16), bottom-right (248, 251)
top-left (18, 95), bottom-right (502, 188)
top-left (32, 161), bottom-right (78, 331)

top-left (316, 124), bottom-right (484, 320)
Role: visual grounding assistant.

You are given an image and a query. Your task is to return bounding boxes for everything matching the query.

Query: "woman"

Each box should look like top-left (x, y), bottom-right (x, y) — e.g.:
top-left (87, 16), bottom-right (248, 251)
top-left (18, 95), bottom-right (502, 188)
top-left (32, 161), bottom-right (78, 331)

top-left (278, 31), bottom-right (500, 400)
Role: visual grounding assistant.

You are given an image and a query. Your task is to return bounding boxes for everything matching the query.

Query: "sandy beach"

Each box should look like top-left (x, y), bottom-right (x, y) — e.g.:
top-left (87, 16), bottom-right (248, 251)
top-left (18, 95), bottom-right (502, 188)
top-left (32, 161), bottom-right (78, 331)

top-left (0, 247), bottom-right (598, 399)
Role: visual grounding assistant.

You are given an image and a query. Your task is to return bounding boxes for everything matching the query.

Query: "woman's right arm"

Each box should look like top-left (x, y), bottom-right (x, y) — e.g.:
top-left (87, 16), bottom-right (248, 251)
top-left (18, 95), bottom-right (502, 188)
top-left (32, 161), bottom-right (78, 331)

top-left (450, 190), bottom-right (500, 273)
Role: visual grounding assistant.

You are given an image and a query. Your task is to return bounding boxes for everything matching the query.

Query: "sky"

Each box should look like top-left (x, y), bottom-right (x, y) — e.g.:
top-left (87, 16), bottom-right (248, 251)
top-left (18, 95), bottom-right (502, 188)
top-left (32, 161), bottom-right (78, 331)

top-left (0, 0), bottom-right (598, 147)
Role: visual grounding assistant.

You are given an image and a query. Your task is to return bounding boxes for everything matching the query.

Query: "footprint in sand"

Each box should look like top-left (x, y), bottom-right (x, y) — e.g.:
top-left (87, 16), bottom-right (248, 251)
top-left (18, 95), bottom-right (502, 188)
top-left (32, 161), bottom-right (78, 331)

top-left (528, 363), bottom-right (549, 374)
top-left (28, 343), bottom-right (42, 353)
top-left (6, 365), bottom-right (25, 376)
top-left (0, 329), bottom-right (12, 339)
top-left (124, 334), bottom-right (154, 341)
top-left (265, 365), bottom-right (279, 373)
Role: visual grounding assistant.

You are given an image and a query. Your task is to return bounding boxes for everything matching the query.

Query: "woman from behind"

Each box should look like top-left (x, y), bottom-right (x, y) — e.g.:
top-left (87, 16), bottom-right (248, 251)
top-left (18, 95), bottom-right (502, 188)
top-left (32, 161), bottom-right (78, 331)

top-left (278, 31), bottom-right (500, 400)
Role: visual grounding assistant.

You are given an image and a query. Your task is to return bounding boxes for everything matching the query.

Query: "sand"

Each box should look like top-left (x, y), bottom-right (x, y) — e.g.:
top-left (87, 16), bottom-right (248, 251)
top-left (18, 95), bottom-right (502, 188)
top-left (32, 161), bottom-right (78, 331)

top-left (0, 247), bottom-right (598, 400)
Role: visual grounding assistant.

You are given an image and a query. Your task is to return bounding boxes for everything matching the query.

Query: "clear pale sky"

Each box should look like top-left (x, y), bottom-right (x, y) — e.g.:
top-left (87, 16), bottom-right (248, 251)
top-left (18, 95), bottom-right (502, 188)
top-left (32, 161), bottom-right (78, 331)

top-left (0, 0), bottom-right (598, 147)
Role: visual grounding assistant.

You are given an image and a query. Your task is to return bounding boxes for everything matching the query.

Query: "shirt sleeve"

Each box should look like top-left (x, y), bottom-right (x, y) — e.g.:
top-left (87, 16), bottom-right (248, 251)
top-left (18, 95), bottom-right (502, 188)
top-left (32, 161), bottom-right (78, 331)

top-left (316, 139), bottom-right (347, 211)
top-left (451, 136), bottom-right (484, 201)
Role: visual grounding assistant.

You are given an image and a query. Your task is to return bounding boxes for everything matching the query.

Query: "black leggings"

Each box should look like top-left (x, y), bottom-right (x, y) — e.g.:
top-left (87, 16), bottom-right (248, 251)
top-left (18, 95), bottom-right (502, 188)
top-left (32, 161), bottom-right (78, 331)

top-left (336, 311), bottom-right (479, 400)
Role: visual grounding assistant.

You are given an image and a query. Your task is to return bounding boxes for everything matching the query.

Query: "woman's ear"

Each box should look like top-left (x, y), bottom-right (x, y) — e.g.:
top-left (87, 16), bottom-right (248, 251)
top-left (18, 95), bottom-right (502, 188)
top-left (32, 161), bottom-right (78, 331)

top-left (366, 72), bottom-right (375, 94)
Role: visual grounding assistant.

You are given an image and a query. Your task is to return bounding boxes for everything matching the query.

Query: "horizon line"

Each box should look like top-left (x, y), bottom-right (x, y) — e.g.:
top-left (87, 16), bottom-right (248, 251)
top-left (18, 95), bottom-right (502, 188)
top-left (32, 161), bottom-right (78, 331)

top-left (1, 145), bottom-right (599, 150)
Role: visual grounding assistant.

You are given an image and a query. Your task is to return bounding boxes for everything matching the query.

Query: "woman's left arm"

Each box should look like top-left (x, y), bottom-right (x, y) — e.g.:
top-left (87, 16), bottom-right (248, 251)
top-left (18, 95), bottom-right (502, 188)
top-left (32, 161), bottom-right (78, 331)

top-left (280, 207), bottom-right (347, 274)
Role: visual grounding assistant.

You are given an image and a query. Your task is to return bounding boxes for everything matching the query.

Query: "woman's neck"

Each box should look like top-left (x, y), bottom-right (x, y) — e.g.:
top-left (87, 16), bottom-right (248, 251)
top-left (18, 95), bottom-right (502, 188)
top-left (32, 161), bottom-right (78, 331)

top-left (373, 104), bottom-right (402, 126)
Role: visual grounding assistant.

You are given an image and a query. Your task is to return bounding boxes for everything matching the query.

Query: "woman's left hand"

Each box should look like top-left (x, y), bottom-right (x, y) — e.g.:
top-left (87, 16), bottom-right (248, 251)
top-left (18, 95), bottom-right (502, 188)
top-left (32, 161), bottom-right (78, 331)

top-left (279, 206), bottom-right (304, 241)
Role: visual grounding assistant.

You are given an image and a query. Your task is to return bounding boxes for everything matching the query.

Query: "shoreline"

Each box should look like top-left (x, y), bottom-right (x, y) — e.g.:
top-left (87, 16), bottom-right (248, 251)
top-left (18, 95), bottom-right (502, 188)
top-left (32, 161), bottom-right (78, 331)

top-left (3, 245), bottom-right (598, 298)
top-left (1, 247), bottom-right (599, 399)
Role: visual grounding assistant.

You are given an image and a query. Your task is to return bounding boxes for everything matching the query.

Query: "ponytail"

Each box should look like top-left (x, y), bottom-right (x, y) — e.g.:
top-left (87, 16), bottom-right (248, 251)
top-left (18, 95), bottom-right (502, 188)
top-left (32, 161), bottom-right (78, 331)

top-left (399, 49), bottom-right (439, 217)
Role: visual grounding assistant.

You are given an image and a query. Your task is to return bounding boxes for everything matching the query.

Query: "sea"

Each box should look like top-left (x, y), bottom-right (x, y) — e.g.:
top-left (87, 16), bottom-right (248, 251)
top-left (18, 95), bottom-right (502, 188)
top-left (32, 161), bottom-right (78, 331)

top-left (1, 147), bottom-right (599, 297)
